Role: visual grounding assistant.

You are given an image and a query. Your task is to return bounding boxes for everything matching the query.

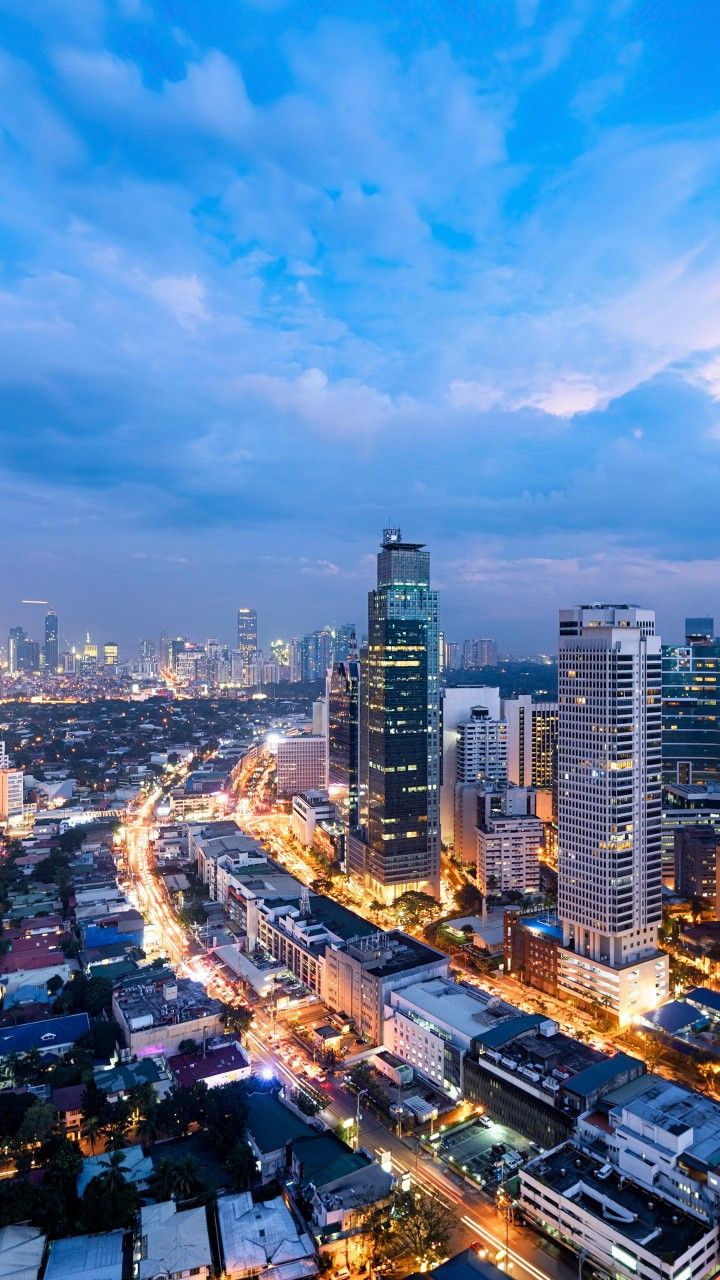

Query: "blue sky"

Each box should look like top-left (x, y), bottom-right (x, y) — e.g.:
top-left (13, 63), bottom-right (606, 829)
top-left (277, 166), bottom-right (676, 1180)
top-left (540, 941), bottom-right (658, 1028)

top-left (2, 0), bottom-right (720, 652)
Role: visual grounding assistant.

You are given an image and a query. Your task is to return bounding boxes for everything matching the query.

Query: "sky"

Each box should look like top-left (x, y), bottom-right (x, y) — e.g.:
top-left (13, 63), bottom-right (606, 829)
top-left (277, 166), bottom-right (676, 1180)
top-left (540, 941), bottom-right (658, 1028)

top-left (2, 0), bottom-right (720, 653)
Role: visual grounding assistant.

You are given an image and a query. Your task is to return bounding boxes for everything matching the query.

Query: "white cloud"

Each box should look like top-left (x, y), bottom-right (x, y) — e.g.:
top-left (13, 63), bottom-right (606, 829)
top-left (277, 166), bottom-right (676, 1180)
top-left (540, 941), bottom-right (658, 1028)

top-left (230, 368), bottom-right (415, 433)
top-left (149, 274), bottom-right (209, 328)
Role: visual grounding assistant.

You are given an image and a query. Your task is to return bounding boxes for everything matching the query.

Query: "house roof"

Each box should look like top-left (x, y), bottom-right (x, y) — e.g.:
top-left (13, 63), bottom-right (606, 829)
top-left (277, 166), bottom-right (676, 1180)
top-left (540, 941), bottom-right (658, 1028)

top-left (137, 1201), bottom-right (211, 1280)
top-left (167, 1042), bottom-right (249, 1089)
top-left (44, 1231), bottom-right (123, 1280)
top-left (0, 1224), bottom-right (46, 1280)
top-left (77, 1144), bottom-right (153, 1197)
top-left (51, 1084), bottom-right (86, 1114)
top-left (292, 1133), bottom-right (366, 1187)
top-left (0, 1013), bottom-right (90, 1057)
top-left (217, 1192), bottom-right (317, 1276)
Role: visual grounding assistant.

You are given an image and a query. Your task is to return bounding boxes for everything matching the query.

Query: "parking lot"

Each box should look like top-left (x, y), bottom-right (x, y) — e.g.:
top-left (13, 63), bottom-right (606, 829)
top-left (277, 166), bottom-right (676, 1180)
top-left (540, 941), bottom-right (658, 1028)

top-left (431, 1115), bottom-right (535, 1191)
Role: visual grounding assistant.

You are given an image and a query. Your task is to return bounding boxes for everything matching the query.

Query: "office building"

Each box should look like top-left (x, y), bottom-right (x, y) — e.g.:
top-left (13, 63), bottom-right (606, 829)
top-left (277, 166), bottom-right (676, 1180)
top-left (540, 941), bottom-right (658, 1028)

top-left (674, 825), bottom-right (720, 906)
top-left (324, 930), bottom-right (448, 1043)
top-left (663, 617), bottom-right (720, 785)
top-left (663, 781), bottom-right (720, 884)
top-left (444, 641), bottom-right (462, 671)
top-left (236, 607), bottom-right (257, 674)
top-left (440, 686), bottom-right (500, 847)
top-left (504, 695), bottom-right (558, 789)
top-left (348, 528), bottom-right (440, 902)
top-left (476, 785), bottom-right (543, 895)
top-left (8, 626), bottom-right (40, 674)
top-left (519, 1143), bottom-right (717, 1280)
top-left (276, 736), bottom-right (328, 796)
top-left (327, 659), bottom-right (361, 825)
top-left (103, 642), bottom-right (118, 666)
top-left (291, 791), bottom-right (336, 845)
top-left (300, 628), bottom-right (333, 682)
top-left (44, 610), bottom-right (59, 673)
top-left (333, 622), bottom-right (357, 661)
top-left (557, 605), bottom-right (668, 1023)
top-left (0, 769), bottom-right (24, 822)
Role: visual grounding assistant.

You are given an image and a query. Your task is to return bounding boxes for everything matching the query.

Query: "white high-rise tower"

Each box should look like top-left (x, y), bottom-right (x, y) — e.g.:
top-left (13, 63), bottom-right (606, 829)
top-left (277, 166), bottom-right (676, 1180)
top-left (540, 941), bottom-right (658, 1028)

top-left (557, 604), bottom-right (668, 1024)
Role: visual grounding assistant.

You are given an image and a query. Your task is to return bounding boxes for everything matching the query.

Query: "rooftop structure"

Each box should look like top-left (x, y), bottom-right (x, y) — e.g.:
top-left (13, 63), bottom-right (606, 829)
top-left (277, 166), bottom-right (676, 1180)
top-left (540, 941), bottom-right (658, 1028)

top-left (167, 1040), bottom-right (251, 1089)
top-left (112, 971), bottom-right (224, 1054)
top-left (216, 1191), bottom-right (318, 1280)
top-left (136, 1201), bottom-right (212, 1280)
top-left (520, 1142), bottom-right (717, 1280)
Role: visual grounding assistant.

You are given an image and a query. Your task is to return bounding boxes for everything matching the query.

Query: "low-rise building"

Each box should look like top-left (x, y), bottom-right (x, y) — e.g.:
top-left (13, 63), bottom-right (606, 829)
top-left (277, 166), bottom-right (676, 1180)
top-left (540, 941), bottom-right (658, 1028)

top-left (51, 1084), bottom-right (86, 1141)
top-left (0, 1012), bottom-right (90, 1061)
top-left (0, 1223), bottom-right (46, 1280)
top-left (77, 1144), bottom-right (154, 1197)
top-left (291, 791), bottom-right (336, 846)
top-left (216, 1191), bottom-right (318, 1280)
top-left (44, 1230), bottom-right (124, 1280)
top-left (167, 1039), bottom-right (251, 1089)
top-left (520, 1143), bottom-right (718, 1280)
top-left (111, 970), bottom-right (224, 1056)
top-left (135, 1201), bottom-right (212, 1280)
top-left (92, 1054), bottom-right (173, 1102)
top-left (244, 1091), bottom-right (317, 1183)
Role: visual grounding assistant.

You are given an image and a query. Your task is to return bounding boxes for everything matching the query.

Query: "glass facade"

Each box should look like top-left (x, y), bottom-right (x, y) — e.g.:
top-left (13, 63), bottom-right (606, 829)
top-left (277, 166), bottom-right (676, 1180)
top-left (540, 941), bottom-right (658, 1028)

top-left (363, 528), bottom-right (440, 896)
top-left (662, 623), bottom-right (720, 784)
top-left (327, 659), bottom-right (360, 826)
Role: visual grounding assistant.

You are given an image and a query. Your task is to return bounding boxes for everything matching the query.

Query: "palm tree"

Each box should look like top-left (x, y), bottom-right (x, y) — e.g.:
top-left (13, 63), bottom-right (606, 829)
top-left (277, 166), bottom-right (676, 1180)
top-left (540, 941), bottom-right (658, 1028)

top-left (171, 1155), bottom-right (201, 1201)
top-left (103, 1127), bottom-right (129, 1152)
top-left (148, 1158), bottom-right (177, 1202)
top-left (81, 1114), bottom-right (103, 1155)
top-left (136, 1110), bottom-right (161, 1152)
top-left (99, 1150), bottom-right (129, 1195)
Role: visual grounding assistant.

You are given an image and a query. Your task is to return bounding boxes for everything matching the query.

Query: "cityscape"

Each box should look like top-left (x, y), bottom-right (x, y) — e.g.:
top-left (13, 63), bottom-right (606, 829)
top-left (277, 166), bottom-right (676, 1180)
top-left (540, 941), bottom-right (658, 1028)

top-left (2, 4), bottom-right (720, 1280)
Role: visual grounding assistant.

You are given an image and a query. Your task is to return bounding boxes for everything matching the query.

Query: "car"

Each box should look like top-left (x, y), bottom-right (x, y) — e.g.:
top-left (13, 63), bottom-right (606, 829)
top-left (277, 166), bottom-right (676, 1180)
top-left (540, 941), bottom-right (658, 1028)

top-left (478, 1115), bottom-right (493, 1129)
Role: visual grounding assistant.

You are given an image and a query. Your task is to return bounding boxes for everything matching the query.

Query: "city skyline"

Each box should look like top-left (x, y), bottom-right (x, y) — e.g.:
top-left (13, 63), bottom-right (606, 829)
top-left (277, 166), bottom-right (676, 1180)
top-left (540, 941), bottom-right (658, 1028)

top-left (2, 4), bottom-right (720, 644)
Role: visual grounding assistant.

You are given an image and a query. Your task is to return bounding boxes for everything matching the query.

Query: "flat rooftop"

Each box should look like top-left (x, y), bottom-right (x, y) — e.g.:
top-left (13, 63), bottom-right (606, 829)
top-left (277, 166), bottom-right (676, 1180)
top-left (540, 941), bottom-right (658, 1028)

top-left (113, 974), bottom-right (222, 1029)
top-left (394, 977), bottom-right (518, 1042)
top-left (350, 930), bottom-right (446, 978)
top-left (606, 1075), bottom-right (720, 1173)
top-left (525, 1144), bottom-right (709, 1260)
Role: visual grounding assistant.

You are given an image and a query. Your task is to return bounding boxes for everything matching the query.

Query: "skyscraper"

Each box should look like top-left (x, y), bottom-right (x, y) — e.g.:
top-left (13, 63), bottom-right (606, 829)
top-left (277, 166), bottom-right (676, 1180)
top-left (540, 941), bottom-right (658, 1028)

top-left (327, 659), bottom-right (361, 826)
top-left (349, 528), bottom-right (440, 902)
top-left (557, 605), bottom-right (668, 1023)
top-left (237, 608), bottom-right (258, 670)
top-left (662, 616), bottom-right (720, 785)
top-left (44, 610), bottom-right (59, 673)
top-left (8, 626), bottom-right (40, 674)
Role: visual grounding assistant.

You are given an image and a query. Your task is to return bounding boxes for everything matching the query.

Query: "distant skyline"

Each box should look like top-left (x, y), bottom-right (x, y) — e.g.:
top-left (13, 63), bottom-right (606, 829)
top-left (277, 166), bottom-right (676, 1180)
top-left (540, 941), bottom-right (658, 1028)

top-left (2, 3), bottom-right (720, 647)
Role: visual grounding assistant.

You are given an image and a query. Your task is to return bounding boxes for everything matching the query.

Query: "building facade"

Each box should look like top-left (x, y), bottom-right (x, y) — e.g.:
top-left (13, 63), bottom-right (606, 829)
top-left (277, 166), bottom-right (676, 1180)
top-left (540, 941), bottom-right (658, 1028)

top-left (557, 605), bottom-right (668, 1023)
top-left (276, 737), bottom-right (328, 797)
top-left (349, 528), bottom-right (440, 902)
top-left (662, 618), bottom-right (720, 785)
top-left (326, 659), bottom-right (361, 826)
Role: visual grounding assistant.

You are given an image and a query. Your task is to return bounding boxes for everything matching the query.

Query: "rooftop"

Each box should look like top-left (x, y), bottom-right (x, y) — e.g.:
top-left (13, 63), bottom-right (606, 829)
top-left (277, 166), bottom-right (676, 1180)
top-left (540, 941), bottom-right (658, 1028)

top-left (0, 1012), bottom-right (90, 1057)
top-left (605, 1075), bottom-right (720, 1173)
top-left (245, 1090), bottom-right (316, 1153)
top-left (44, 1230), bottom-right (123, 1280)
top-left (563, 1053), bottom-right (643, 1101)
top-left (137, 1201), bottom-right (211, 1280)
top-left (167, 1041), bottom-right (250, 1088)
top-left (292, 1132), bottom-right (370, 1186)
top-left (0, 1224), bottom-right (46, 1280)
top-left (392, 977), bottom-right (518, 1044)
top-left (524, 1143), bottom-right (709, 1261)
top-left (113, 973), bottom-right (222, 1029)
top-left (408, 1249), bottom-right (508, 1280)
top-left (77, 1144), bottom-right (153, 1196)
top-left (217, 1191), bottom-right (317, 1278)
top-left (345, 930), bottom-right (446, 979)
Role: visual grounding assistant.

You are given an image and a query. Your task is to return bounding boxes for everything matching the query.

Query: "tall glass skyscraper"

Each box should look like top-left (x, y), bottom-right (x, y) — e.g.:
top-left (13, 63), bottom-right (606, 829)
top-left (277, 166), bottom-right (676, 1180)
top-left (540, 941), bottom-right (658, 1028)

top-left (349, 528), bottom-right (439, 902)
top-left (236, 608), bottom-right (257, 667)
top-left (662, 617), bottom-right (720, 784)
top-left (327, 659), bottom-right (361, 827)
top-left (44, 610), bottom-right (59, 674)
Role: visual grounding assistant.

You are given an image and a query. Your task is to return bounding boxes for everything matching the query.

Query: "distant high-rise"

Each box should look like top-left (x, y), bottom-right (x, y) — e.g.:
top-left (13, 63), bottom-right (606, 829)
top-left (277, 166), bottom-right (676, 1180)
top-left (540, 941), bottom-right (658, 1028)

top-left (462, 637), bottom-right (498, 670)
top-left (103, 642), bottom-right (119, 666)
top-left (300, 628), bottom-right (333, 682)
top-left (8, 626), bottom-right (40, 674)
top-left (237, 608), bottom-right (258, 671)
top-left (349, 528), bottom-right (440, 902)
top-left (44, 610), bottom-right (59, 674)
top-left (327, 659), bottom-right (361, 826)
top-left (662, 616), bottom-right (720, 785)
top-left (557, 604), bottom-right (668, 1023)
top-left (504, 695), bottom-right (558, 789)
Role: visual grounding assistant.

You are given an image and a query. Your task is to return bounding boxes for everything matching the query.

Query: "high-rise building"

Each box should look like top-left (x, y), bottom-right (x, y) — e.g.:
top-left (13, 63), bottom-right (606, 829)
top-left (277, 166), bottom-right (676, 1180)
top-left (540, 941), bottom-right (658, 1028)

top-left (300, 629), bottom-right (333, 682)
top-left (333, 623), bottom-right (357, 663)
top-left (673, 826), bottom-right (720, 908)
top-left (456, 706), bottom-right (508, 788)
top-left (462, 637), bottom-right (498, 669)
top-left (444, 642), bottom-right (462, 672)
top-left (0, 768), bottom-right (24, 821)
top-left (327, 659), bottom-right (361, 826)
top-left (504, 696), bottom-right (558, 789)
top-left (348, 528), bottom-right (440, 902)
top-left (8, 626), bottom-right (40, 674)
top-left (44, 610), bottom-right (59, 673)
top-left (662, 617), bottom-right (720, 785)
top-left (476, 786), bottom-right (543, 896)
top-left (276, 737), bottom-right (328, 796)
top-left (103, 642), bottom-right (119, 666)
top-left (557, 605), bottom-right (668, 1023)
top-left (237, 608), bottom-right (258, 673)
top-left (440, 686), bottom-right (501, 846)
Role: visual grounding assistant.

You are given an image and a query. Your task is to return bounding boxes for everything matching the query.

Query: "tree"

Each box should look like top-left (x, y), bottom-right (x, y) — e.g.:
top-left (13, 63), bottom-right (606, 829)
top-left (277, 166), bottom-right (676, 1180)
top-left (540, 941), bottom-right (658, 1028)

top-left (81, 1113), bottom-right (103, 1155)
top-left (178, 1038), bottom-right (199, 1054)
top-left (220, 1003), bottom-right (253, 1042)
top-left (171, 1155), bottom-right (202, 1200)
top-left (80, 1169), bottom-right (139, 1232)
top-left (224, 1139), bottom-right (258, 1191)
top-left (15, 1100), bottom-right (57, 1151)
top-left (148, 1157), bottom-right (177, 1202)
top-left (98, 1150), bottom-right (130, 1195)
top-left (389, 1189), bottom-right (453, 1267)
top-left (455, 881), bottom-right (485, 916)
top-left (136, 1109), bottom-right (161, 1152)
top-left (393, 891), bottom-right (438, 926)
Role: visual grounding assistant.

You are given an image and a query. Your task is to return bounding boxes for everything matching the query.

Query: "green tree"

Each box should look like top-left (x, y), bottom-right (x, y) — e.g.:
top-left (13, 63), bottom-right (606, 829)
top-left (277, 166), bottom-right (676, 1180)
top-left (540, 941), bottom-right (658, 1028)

top-left (224, 1139), bottom-right (258, 1191)
top-left (390, 1189), bottom-right (453, 1267)
top-left (148, 1157), bottom-right (177, 1202)
top-left (171, 1155), bottom-right (202, 1200)
top-left (220, 1003), bottom-right (253, 1042)
top-left (81, 1113), bottom-right (103, 1155)
top-left (80, 1169), bottom-right (139, 1232)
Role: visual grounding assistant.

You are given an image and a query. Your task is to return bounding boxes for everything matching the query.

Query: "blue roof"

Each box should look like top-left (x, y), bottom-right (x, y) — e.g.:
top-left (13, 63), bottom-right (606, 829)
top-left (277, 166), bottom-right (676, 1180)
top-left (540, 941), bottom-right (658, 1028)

top-left (645, 1001), bottom-right (699, 1034)
top-left (0, 1013), bottom-right (90, 1057)
top-left (476, 1014), bottom-right (542, 1048)
top-left (564, 1052), bottom-right (642, 1099)
top-left (687, 987), bottom-right (720, 1015)
top-left (45, 1230), bottom-right (123, 1280)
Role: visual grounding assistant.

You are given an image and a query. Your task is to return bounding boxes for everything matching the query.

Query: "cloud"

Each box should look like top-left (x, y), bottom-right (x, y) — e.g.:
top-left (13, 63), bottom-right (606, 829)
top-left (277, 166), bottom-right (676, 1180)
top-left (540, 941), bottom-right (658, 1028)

top-left (229, 368), bottom-right (416, 434)
top-left (149, 274), bottom-right (209, 327)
